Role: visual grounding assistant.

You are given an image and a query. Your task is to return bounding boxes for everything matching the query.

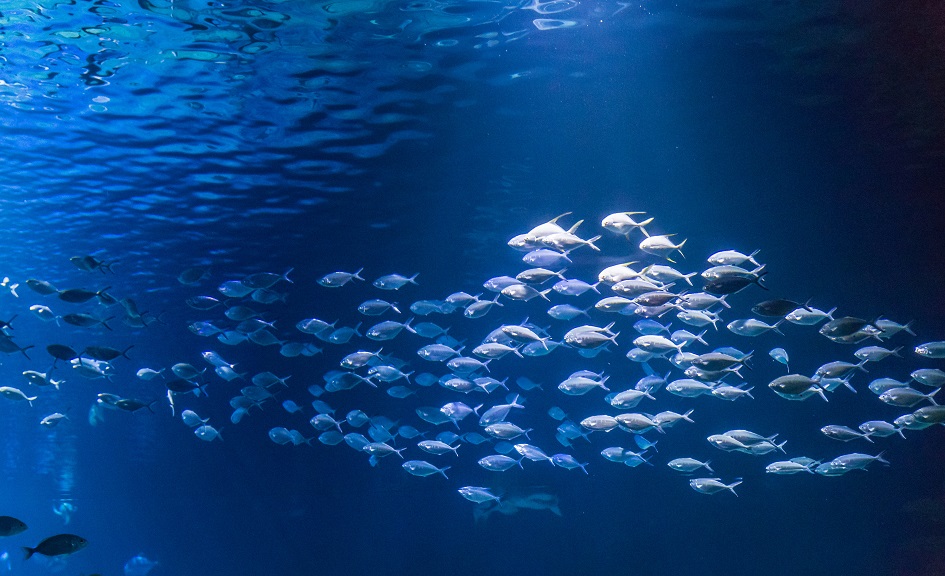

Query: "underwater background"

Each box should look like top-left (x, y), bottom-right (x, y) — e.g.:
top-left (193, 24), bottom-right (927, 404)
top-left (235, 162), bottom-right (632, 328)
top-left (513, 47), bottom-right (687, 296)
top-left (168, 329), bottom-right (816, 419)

top-left (1, 0), bottom-right (945, 575)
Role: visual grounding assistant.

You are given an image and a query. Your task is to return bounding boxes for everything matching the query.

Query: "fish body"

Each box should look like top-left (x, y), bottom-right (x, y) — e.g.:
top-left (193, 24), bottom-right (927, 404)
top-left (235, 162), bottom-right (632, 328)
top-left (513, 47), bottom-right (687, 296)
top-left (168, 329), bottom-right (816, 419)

top-left (24, 534), bottom-right (88, 559)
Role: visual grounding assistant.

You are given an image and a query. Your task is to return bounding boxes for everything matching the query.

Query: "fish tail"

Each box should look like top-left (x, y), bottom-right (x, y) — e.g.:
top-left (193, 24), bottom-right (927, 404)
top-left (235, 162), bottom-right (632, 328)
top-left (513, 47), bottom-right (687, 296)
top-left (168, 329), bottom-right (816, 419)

top-left (23, 547), bottom-right (35, 560)
top-left (438, 466), bottom-right (450, 479)
top-left (748, 249), bottom-right (762, 266)
top-left (283, 267), bottom-right (295, 284)
top-left (586, 235), bottom-right (602, 251)
top-left (102, 316), bottom-right (115, 331)
top-left (20, 344), bottom-right (34, 360)
top-left (903, 320), bottom-right (916, 336)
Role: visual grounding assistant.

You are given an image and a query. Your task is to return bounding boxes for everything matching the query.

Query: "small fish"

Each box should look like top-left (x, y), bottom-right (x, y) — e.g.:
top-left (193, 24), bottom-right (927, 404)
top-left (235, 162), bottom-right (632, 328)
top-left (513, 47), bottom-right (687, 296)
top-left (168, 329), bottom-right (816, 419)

top-left (23, 534), bottom-right (88, 559)
top-left (601, 212), bottom-right (653, 237)
top-left (667, 458), bottom-right (714, 473)
top-left (318, 268), bottom-right (365, 288)
top-left (194, 424), bottom-right (223, 442)
top-left (402, 460), bottom-right (450, 479)
top-left (177, 267), bottom-right (211, 285)
top-left (373, 273), bottom-right (419, 290)
top-left (0, 516), bottom-right (28, 536)
top-left (769, 347), bottom-right (790, 371)
top-left (58, 287), bottom-right (111, 304)
top-left (458, 486), bottom-right (501, 504)
top-left (24, 278), bottom-right (59, 295)
top-left (689, 478), bottom-right (742, 496)
top-left (40, 413), bottom-right (69, 427)
top-left (0, 386), bottom-right (38, 406)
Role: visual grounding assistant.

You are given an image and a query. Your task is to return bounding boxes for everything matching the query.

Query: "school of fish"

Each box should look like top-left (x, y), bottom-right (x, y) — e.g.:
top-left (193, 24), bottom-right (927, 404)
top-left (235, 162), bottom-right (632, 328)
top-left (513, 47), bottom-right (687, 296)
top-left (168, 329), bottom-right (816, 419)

top-left (3, 210), bottom-right (945, 516)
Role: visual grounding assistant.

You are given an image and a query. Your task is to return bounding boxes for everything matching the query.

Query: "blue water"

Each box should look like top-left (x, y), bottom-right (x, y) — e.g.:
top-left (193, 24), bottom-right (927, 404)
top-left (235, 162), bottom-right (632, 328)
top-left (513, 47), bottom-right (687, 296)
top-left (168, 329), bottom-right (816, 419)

top-left (1, 1), bottom-right (944, 575)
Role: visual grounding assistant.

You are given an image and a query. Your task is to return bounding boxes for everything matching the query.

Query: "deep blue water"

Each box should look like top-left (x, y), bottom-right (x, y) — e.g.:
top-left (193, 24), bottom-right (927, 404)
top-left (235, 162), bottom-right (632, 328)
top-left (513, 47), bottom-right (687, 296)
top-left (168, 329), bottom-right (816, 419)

top-left (1, 1), bottom-right (945, 575)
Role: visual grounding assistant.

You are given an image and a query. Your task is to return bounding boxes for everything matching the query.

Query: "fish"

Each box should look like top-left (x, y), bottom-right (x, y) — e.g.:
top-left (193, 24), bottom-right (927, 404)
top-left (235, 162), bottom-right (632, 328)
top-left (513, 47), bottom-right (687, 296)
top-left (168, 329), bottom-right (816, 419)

top-left (639, 234), bottom-right (686, 262)
top-left (458, 486), bottom-right (501, 504)
top-left (57, 287), bottom-right (112, 304)
top-left (373, 273), bottom-right (419, 290)
top-left (194, 424), bottom-right (223, 441)
top-left (707, 249), bottom-right (761, 267)
top-left (689, 478), bottom-right (742, 496)
top-left (752, 298), bottom-right (811, 317)
top-left (0, 516), bottom-right (27, 537)
top-left (24, 278), bottom-right (59, 295)
top-left (0, 386), bottom-right (38, 406)
top-left (70, 254), bottom-right (115, 273)
top-left (915, 341), bottom-right (945, 359)
top-left (40, 412), bottom-right (69, 427)
top-left (402, 460), bottom-right (450, 478)
top-left (318, 268), bottom-right (365, 288)
top-left (61, 313), bottom-right (113, 330)
top-left (23, 534), bottom-right (88, 559)
top-left (601, 212), bottom-right (653, 236)
top-left (667, 457), bottom-right (713, 474)
top-left (769, 347), bottom-right (790, 371)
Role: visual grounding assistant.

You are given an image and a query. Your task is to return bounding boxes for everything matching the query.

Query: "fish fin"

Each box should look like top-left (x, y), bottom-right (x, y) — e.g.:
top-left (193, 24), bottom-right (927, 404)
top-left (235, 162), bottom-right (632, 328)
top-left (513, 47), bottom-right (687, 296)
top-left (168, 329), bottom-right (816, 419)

top-left (903, 320), bottom-right (916, 336)
top-left (566, 219), bottom-right (584, 234)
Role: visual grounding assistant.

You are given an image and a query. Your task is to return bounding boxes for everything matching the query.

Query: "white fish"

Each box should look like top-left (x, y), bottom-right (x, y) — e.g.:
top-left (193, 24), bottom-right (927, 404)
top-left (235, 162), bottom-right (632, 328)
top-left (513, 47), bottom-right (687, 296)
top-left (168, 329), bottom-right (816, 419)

top-left (402, 460), bottom-right (450, 479)
top-left (40, 413), bottom-right (68, 427)
top-left (667, 458), bottom-right (713, 473)
top-left (194, 424), bottom-right (223, 442)
top-left (458, 486), bottom-right (501, 503)
top-left (639, 235), bottom-right (687, 262)
top-left (766, 460), bottom-right (817, 475)
top-left (501, 284), bottom-right (551, 302)
top-left (417, 440), bottom-right (460, 456)
top-left (676, 310), bottom-right (721, 329)
top-left (318, 268), bottom-right (365, 288)
top-left (598, 262), bottom-right (645, 285)
top-left (727, 319), bottom-right (783, 337)
top-left (915, 341), bottom-right (945, 359)
top-left (784, 306), bottom-right (836, 325)
top-left (181, 410), bottom-right (210, 427)
top-left (707, 249), bottom-right (761, 267)
top-left (29, 304), bottom-right (60, 325)
top-left (373, 274), bottom-right (419, 290)
top-left (689, 478), bottom-right (742, 496)
top-left (601, 212), bottom-right (653, 237)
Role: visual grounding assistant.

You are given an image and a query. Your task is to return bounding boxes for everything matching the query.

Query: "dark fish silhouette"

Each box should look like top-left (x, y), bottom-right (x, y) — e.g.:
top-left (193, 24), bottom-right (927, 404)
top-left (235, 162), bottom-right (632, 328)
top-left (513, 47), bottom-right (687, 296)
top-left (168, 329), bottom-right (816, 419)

top-left (0, 515), bottom-right (27, 537)
top-left (23, 533), bottom-right (88, 559)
